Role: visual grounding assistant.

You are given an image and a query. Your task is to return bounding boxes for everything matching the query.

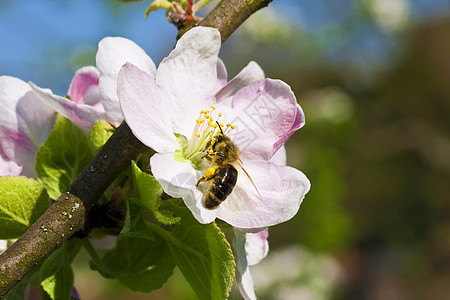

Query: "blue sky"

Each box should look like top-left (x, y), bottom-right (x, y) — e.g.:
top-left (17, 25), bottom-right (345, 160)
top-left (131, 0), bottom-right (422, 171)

top-left (0, 0), bottom-right (449, 94)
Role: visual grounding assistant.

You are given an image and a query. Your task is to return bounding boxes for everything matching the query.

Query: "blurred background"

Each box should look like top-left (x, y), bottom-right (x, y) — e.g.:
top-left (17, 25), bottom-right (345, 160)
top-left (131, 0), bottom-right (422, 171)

top-left (1, 0), bottom-right (450, 299)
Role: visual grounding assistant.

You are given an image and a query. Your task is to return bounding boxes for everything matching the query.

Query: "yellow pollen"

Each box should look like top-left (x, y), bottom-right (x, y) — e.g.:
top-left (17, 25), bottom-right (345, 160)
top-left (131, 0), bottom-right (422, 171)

top-left (205, 167), bottom-right (216, 178)
top-left (200, 110), bottom-right (204, 114)
top-left (220, 123), bottom-right (224, 127)
top-left (226, 123), bottom-right (231, 127)
top-left (218, 112), bottom-right (222, 117)
top-left (211, 105), bottom-right (216, 110)
top-left (195, 133), bottom-right (200, 138)
top-left (205, 115), bottom-right (210, 119)
top-left (213, 123), bottom-right (218, 128)
top-left (196, 119), bottom-right (201, 123)
top-left (209, 117), bottom-right (214, 122)
top-left (231, 125), bottom-right (236, 129)
top-left (204, 110), bottom-right (210, 114)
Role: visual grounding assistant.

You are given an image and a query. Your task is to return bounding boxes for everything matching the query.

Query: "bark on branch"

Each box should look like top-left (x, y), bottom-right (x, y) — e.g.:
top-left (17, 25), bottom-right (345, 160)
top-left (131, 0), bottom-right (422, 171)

top-left (0, 0), bottom-right (272, 296)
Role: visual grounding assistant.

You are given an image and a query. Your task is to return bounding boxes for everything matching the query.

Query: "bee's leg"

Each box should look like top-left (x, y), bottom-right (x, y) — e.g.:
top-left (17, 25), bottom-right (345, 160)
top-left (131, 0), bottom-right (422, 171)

top-left (195, 167), bottom-right (217, 188)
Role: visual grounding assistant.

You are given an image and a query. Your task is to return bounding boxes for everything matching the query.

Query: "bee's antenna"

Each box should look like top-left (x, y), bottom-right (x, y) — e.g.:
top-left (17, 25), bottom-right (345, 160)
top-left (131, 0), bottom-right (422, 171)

top-left (216, 121), bottom-right (224, 134)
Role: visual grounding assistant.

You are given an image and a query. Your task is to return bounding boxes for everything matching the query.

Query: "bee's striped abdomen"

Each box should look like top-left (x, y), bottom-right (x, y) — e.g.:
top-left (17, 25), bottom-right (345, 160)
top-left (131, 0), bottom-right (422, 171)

top-left (203, 164), bottom-right (238, 209)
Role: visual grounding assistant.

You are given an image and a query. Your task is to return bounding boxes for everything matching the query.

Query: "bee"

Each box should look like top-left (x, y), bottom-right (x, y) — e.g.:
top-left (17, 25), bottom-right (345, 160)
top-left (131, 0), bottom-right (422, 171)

top-left (195, 123), bottom-right (261, 209)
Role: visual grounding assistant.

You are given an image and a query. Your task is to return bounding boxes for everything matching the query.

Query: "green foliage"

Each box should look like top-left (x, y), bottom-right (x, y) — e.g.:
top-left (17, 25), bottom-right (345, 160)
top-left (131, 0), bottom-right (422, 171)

top-left (150, 204), bottom-right (235, 300)
top-left (88, 119), bottom-right (115, 154)
top-left (40, 239), bottom-right (81, 300)
top-left (0, 176), bottom-right (49, 239)
top-left (101, 236), bottom-right (176, 293)
top-left (119, 200), bottom-right (155, 241)
top-left (36, 114), bottom-right (95, 199)
top-left (131, 161), bottom-right (180, 225)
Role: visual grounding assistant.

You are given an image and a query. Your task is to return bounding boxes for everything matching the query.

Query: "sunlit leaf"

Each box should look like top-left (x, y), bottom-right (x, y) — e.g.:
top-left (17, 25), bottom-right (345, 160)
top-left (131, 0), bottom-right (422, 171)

top-left (0, 176), bottom-right (49, 239)
top-left (36, 114), bottom-right (95, 199)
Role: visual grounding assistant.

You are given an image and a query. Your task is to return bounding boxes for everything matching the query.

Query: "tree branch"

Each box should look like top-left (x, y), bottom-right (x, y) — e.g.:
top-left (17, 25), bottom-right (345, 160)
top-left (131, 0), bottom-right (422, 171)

top-left (0, 0), bottom-right (272, 296)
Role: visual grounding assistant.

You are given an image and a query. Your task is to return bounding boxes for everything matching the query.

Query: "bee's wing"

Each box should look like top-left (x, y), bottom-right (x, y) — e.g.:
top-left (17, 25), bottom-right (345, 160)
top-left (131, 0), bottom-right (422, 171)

top-left (237, 159), bottom-right (263, 201)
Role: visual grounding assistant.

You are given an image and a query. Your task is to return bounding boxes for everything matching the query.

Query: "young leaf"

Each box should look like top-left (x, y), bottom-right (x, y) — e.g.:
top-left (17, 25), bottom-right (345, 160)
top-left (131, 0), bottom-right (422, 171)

top-left (101, 237), bottom-right (175, 292)
top-left (119, 200), bottom-right (155, 241)
top-left (131, 161), bottom-right (180, 225)
top-left (88, 119), bottom-right (115, 154)
top-left (150, 204), bottom-right (235, 300)
top-left (40, 239), bottom-right (81, 300)
top-left (0, 176), bottom-right (49, 239)
top-left (36, 114), bottom-right (95, 199)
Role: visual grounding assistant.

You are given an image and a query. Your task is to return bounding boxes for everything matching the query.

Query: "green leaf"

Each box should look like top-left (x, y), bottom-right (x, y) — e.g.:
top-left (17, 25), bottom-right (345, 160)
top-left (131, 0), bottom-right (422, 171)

top-left (145, 0), bottom-right (174, 18)
top-left (0, 176), bottom-right (49, 239)
top-left (150, 204), bottom-right (235, 300)
top-left (88, 119), bottom-right (115, 154)
top-left (36, 114), bottom-right (95, 199)
top-left (131, 161), bottom-right (180, 225)
top-left (101, 237), bottom-right (175, 292)
top-left (40, 239), bottom-right (81, 300)
top-left (119, 200), bottom-right (155, 241)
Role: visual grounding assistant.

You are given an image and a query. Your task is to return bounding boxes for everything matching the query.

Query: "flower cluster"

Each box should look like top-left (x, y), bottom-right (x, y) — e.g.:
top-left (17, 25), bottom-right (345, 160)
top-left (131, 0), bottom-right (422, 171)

top-left (0, 27), bottom-right (310, 299)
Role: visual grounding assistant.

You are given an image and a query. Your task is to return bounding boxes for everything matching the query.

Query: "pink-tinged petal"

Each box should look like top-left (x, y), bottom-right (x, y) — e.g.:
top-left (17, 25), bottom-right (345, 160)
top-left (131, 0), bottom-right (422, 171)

top-left (150, 152), bottom-right (218, 223)
top-left (68, 66), bottom-right (102, 109)
top-left (211, 58), bottom-right (228, 95)
top-left (0, 76), bottom-right (56, 177)
top-left (156, 27), bottom-right (221, 132)
top-left (215, 61), bottom-right (265, 102)
top-left (270, 145), bottom-right (287, 166)
top-left (0, 150), bottom-right (22, 176)
top-left (30, 82), bottom-right (105, 128)
top-left (97, 37), bottom-right (156, 125)
top-left (118, 63), bottom-right (178, 153)
top-left (217, 160), bottom-right (310, 228)
top-left (234, 229), bottom-right (257, 300)
top-left (228, 79), bottom-right (304, 161)
top-left (245, 229), bottom-right (269, 266)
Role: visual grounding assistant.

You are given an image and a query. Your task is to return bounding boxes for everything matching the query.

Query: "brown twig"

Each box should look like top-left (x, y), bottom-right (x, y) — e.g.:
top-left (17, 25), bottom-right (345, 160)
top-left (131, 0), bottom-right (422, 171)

top-left (0, 0), bottom-right (272, 296)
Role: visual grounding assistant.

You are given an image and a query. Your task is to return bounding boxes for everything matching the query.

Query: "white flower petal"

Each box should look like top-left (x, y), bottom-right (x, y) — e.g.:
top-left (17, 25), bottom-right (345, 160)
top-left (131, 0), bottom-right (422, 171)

top-left (96, 36), bottom-right (156, 125)
top-left (212, 58), bottom-right (228, 95)
top-left (215, 61), bottom-right (265, 102)
top-left (156, 27), bottom-right (221, 136)
top-left (217, 160), bottom-right (310, 228)
top-left (150, 152), bottom-right (218, 223)
top-left (0, 151), bottom-right (22, 176)
top-left (118, 63), bottom-right (179, 153)
top-left (234, 229), bottom-right (257, 300)
top-left (30, 82), bottom-right (105, 128)
top-left (245, 229), bottom-right (269, 266)
top-left (0, 76), bottom-right (56, 177)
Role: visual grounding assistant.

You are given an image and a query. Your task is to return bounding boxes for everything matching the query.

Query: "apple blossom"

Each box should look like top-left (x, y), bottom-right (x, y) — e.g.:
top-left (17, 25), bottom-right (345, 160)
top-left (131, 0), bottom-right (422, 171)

top-left (30, 36), bottom-right (156, 128)
top-left (118, 26), bottom-right (310, 229)
top-left (0, 76), bottom-right (56, 177)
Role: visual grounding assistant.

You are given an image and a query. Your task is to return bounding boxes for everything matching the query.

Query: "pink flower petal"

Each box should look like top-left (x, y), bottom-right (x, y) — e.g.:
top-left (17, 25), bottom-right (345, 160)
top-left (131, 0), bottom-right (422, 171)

top-left (150, 152), bottom-right (218, 223)
top-left (97, 36), bottom-right (157, 125)
top-left (30, 82), bottom-right (105, 128)
top-left (118, 63), bottom-right (178, 153)
top-left (68, 66), bottom-right (102, 109)
top-left (215, 61), bottom-right (265, 102)
top-left (217, 160), bottom-right (310, 228)
top-left (228, 79), bottom-right (304, 161)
